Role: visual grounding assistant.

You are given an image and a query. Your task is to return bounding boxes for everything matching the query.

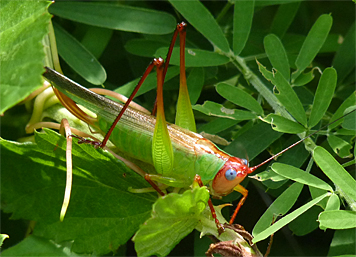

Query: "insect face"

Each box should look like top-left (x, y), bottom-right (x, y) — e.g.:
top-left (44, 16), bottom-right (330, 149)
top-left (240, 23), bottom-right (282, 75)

top-left (211, 157), bottom-right (250, 197)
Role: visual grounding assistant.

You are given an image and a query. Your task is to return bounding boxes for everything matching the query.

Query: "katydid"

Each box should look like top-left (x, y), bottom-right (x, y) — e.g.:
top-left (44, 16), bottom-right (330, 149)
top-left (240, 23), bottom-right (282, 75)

top-left (42, 22), bottom-right (355, 234)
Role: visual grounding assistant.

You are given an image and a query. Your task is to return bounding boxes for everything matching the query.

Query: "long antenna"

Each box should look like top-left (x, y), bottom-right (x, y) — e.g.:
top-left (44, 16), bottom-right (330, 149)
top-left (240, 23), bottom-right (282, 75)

top-left (248, 108), bottom-right (356, 173)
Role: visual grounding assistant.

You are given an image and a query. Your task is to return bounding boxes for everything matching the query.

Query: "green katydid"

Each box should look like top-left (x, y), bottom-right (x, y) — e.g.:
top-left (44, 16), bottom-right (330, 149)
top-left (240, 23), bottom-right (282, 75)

top-left (41, 22), bottom-right (355, 235)
top-left (42, 22), bottom-right (256, 232)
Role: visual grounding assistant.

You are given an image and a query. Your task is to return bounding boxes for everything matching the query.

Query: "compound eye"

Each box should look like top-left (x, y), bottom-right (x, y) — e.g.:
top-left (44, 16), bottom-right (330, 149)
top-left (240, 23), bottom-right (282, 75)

top-left (225, 168), bottom-right (237, 181)
top-left (242, 158), bottom-right (248, 167)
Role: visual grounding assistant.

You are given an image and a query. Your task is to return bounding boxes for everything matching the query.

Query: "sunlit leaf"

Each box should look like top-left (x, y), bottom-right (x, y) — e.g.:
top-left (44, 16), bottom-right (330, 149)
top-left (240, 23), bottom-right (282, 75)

top-left (271, 163), bottom-right (333, 191)
top-left (252, 182), bottom-right (303, 236)
top-left (288, 205), bottom-right (321, 236)
top-left (1, 132), bottom-right (155, 255)
top-left (252, 193), bottom-right (329, 243)
top-left (325, 193), bottom-right (340, 211)
top-left (313, 146), bottom-right (356, 202)
top-left (319, 210), bottom-right (356, 230)
top-left (133, 187), bottom-right (209, 257)
top-left (0, 0), bottom-right (51, 114)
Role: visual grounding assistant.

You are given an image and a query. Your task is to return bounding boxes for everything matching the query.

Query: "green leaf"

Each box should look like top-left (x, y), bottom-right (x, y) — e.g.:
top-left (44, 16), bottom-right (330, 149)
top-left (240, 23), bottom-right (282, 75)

top-left (327, 135), bottom-right (353, 158)
top-left (292, 14), bottom-right (333, 80)
top-left (187, 68), bottom-right (204, 105)
top-left (309, 186), bottom-right (329, 209)
top-left (115, 66), bottom-right (180, 97)
top-left (292, 69), bottom-right (315, 87)
top-left (271, 163), bottom-right (333, 191)
top-left (224, 121), bottom-right (282, 161)
top-left (198, 118), bottom-right (239, 134)
top-left (325, 193), bottom-right (340, 211)
top-left (0, 234), bottom-right (9, 248)
top-left (318, 210), bottom-right (356, 230)
top-left (0, 0), bottom-right (51, 114)
top-left (233, 0), bottom-right (254, 55)
top-left (332, 22), bottom-right (355, 83)
top-left (342, 106), bottom-right (356, 130)
top-left (1, 235), bottom-right (72, 257)
top-left (313, 146), bottom-right (356, 202)
top-left (288, 205), bottom-right (321, 236)
top-left (264, 34), bottom-right (290, 81)
top-left (133, 187), bottom-right (209, 257)
top-left (81, 26), bottom-right (113, 59)
top-left (1, 131), bottom-right (155, 255)
top-left (329, 92), bottom-right (356, 130)
top-left (216, 83), bottom-right (263, 115)
top-left (255, 0), bottom-right (302, 7)
top-left (319, 33), bottom-right (341, 53)
top-left (261, 114), bottom-right (306, 134)
top-left (252, 182), bottom-right (303, 236)
top-left (155, 47), bottom-right (230, 67)
top-left (328, 229), bottom-right (356, 256)
top-left (49, 2), bottom-right (176, 34)
top-left (169, 0), bottom-right (230, 53)
top-left (53, 23), bottom-right (106, 85)
top-left (193, 101), bottom-right (257, 120)
top-left (258, 62), bottom-right (307, 126)
top-left (270, 1), bottom-right (300, 38)
top-left (125, 39), bottom-right (168, 58)
top-left (308, 67), bottom-right (337, 128)
top-left (252, 192), bottom-right (330, 243)
top-left (260, 136), bottom-right (310, 190)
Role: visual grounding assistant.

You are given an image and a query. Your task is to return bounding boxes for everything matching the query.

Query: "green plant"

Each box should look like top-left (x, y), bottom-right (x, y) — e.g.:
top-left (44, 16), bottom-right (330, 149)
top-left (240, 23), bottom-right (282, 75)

top-left (1, 1), bottom-right (355, 256)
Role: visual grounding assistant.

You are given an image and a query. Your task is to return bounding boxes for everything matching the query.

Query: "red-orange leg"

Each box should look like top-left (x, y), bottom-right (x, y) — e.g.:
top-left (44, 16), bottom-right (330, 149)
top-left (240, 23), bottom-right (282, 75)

top-left (99, 61), bottom-right (157, 148)
top-left (152, 22), bottom-right (187, 116)
top-left (144, 174), bottom-right (165, 197)
top-left (194, 175), bottom-right (225, 234)
top-left (229, 184), bottom-right (248, 224)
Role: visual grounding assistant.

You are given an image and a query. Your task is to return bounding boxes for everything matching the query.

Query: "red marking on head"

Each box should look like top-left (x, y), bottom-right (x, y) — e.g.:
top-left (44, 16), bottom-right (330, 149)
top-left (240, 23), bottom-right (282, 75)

top-left (211, 157), bottom-right (251, 197)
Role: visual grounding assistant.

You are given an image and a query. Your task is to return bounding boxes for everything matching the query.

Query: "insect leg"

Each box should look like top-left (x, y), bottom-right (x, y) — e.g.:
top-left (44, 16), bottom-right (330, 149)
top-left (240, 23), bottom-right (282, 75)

top-left (144, 174), bottom-right (165, 196)
top-left (175, 22), bottom-right (196, 132)
top-left (58, 118), bottom-right (73, 221)
top-left (194, 175), bottom-right (225, 234)
top-left (229, 184), bottom-right (248, 224)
